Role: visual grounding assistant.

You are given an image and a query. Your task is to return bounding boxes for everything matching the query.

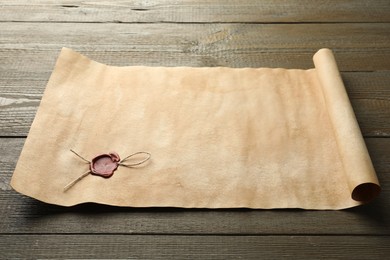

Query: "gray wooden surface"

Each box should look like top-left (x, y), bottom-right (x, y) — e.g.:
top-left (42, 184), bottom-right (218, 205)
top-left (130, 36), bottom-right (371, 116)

top-left (0, 1), bottom-right (389, 259)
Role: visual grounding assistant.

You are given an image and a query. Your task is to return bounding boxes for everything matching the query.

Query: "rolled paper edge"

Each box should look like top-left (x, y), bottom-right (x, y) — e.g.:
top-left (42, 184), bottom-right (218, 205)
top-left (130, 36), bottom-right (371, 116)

top-left (313, 48), bottom-right (381, 203)
top-left (351, 182), bottom-right (381, 202)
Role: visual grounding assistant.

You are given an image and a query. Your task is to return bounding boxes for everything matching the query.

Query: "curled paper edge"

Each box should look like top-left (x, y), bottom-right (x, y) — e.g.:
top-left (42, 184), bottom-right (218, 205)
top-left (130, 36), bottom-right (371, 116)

top-left (313, 48), bottom-right (381, 203)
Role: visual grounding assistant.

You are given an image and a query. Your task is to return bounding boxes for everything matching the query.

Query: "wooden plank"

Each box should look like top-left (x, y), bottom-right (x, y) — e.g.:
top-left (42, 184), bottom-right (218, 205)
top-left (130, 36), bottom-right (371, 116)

top-left (1, 71), bottom-right (389, 137)
top-left (0, 235), bottom-right (389, 259)
top-left (0, 138), bottom-right (389, 235)
top-left (0, 0), bottom-right (389, 23)
top-left (0, 23), bottom-right (389, 70)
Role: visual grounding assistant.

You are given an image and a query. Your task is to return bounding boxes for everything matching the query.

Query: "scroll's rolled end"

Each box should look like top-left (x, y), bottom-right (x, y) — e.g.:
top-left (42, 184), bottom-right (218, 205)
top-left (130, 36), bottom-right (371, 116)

top-left (352, 183), bottom-right (381, 202)
top-left (313, 48), bottom-right (381, 206)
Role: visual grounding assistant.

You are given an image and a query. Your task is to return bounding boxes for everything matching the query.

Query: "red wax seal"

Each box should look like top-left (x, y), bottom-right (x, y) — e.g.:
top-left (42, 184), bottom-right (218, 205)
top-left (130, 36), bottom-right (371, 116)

top-left (90, 152), bottom-right (120, 178)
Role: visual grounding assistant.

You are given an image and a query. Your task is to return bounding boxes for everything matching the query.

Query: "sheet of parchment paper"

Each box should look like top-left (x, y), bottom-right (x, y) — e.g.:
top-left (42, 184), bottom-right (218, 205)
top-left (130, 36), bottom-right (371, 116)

top-left (11, 48), bottom-right (380, 209)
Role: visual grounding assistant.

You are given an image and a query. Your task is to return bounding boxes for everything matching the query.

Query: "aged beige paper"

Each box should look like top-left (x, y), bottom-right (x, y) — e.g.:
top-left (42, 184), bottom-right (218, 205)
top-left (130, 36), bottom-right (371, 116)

top-left (11, 48), bottom-right (380, 209)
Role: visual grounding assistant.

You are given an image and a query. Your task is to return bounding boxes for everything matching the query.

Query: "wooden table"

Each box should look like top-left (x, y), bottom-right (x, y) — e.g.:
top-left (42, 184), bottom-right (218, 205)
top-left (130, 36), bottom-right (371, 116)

top-left (1, 1), bottom-right (389, 258)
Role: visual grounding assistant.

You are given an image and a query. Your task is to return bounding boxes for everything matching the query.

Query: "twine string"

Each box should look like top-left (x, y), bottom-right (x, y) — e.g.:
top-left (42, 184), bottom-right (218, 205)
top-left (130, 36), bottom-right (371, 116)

top-left (70, 149), bottom-right (90, 164)
top-left (118, 151), bottom-right (151, 168)
top-left (63, 170), bottom-right (91, 192)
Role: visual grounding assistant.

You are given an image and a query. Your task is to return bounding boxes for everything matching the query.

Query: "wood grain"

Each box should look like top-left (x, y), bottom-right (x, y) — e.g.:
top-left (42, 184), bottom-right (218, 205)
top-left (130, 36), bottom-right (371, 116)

top-left (0, 1), bottom-right (389, 258)
top-left (1, 0), bottom-right (389, 23)
top-left (0, 23), bottom-right (389, 70)
top-left (1, 71), bottom-right (389, 137)
top-left (0, 235), bottom-right (389, 259)
top-left (1, 190), bottom-right (389, 235)
top-left (0, 138), bottom-right (389, 235)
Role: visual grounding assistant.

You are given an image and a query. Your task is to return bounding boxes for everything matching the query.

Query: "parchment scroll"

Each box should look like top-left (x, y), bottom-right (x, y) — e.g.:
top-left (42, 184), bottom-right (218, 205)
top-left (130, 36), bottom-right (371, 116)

top-left (11, 48), bottom-right (380, 209)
